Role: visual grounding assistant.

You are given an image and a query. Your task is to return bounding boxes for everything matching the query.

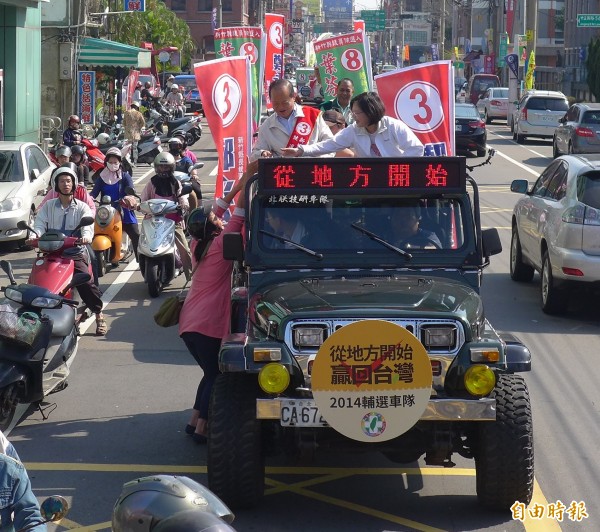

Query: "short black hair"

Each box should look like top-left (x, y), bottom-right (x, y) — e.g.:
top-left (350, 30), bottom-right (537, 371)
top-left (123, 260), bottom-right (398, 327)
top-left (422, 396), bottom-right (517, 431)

top-left (269, 78), bottom-right (295, 98)
top-left (338, 78), bottom-right (354, 87)
top-left (350, 92), bottom-right (385, 126)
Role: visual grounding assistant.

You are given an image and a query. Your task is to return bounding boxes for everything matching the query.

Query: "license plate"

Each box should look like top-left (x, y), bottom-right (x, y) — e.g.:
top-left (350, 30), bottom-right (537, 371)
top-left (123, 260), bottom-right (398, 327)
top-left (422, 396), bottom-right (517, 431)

top-left (455, 124), bottom-right (462, 131)
top-left (280, 399), bottom-right (328, 427)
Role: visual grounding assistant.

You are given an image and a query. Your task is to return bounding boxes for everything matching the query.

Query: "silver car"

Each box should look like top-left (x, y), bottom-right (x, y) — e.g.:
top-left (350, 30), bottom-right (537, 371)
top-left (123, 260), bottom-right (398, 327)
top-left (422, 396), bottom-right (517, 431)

top-left (476, 87), bottom-right (508, 124)
top-left (513, 90), bottom-right (569, 144)
top-left (0, 142), bottom-right (54, 246)
top-left (510, 154), bottom-right (600, 314)
top-left (553, 102), bottom-right (600, 157)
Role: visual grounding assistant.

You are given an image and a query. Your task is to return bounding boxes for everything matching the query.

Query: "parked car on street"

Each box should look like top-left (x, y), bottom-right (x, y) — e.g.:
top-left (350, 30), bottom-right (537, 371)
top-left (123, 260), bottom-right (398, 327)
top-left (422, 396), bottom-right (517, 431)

top-left (173, 74), bottom-right (203, 114)
top-left (380, 64), bottom-right (398, 74)
top-left (465, 74), bottom-right (500, 105)
top-left (476, 87), bottom-right (509, 123)
top-left (454, 76), bottom-right (467, 97)
top-left (553, 102), bottom-right (600, 157)
top-left (0, 142), bottom-right (54, 247)
top-left (455, 103), bottom-right (487, 156)
top-left (455, 82), bottom-right (467, 103)
top-left (510, 154), bottom-right (600, 314)
top-left (512, 90), bottom-right (569, 144)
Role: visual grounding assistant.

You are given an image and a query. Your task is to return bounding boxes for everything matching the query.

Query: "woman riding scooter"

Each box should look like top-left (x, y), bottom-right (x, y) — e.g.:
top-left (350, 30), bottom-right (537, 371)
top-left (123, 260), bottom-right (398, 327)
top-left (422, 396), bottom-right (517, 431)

top-left (140, 152), bottom-right (192, 281)
top-left (90, 147), bottom-right (140, 261)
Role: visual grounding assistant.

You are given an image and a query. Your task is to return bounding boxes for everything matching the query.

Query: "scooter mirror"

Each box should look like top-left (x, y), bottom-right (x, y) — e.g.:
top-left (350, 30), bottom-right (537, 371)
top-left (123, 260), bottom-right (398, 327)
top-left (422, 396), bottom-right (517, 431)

top-left (77, 216), bottom-right (95, 228)
top-left (40, 495), bottom-right (70, 523)
top-left (16, 220), bottom-right (30, 230)
top-left (101, 195), bottom-right (112, 204)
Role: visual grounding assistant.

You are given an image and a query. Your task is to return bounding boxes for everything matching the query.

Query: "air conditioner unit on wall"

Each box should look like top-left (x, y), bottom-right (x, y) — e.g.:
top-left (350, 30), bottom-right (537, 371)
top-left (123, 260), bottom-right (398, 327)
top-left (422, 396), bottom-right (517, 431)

top-left (59, 42), bottom-right (73, 80)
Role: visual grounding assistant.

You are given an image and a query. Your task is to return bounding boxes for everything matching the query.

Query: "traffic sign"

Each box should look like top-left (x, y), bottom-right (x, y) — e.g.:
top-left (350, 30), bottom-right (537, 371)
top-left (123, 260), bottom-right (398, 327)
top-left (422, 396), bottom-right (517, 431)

top-left (577, 14), bottom-right (600, 27)
top-left (360, 9), bottom-right (385, 32)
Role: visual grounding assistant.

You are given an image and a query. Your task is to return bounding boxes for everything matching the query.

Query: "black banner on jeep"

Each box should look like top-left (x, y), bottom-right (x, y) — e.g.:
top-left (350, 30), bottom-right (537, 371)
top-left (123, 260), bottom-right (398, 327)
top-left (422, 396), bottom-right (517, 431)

top-left (258, 157), bottom-right (467, 194)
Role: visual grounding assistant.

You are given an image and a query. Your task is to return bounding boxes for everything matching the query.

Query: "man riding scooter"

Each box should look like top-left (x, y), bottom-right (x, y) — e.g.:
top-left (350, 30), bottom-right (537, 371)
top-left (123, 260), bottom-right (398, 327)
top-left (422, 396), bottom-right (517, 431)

top-left (31, 164), bottom-right (107, 336)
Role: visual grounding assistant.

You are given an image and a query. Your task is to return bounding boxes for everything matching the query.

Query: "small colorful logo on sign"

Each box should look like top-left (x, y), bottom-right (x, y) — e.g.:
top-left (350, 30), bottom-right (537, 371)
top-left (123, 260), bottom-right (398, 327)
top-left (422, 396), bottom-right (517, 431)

top-left (312, 320), bottom-right (432, 442)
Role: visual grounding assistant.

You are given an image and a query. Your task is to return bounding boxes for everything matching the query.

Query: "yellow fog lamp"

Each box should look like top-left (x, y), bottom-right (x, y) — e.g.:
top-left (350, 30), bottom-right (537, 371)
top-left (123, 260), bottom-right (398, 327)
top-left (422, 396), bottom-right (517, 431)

top-left (464, 365), bottom-right (496, 397)
top-left (253, 347), bottom-right (281, 362)
top-left (470, 346), bottom-right (500, 363)
top-left (258, 363), bottom-right (290, 394)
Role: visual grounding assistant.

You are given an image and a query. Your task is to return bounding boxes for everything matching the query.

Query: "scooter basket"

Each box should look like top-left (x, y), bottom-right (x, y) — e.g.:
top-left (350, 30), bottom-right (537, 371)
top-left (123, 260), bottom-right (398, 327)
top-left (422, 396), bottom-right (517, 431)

top-left (0, 303), bottom-right (47, 348)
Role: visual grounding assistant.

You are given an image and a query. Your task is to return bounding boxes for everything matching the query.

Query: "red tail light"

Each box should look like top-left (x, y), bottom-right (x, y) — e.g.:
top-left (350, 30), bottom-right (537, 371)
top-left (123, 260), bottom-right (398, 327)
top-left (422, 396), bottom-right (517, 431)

top-left (575, 126), bottom-right (595, 137)
top-left (521, 108), bottom-right (528, 121)
top-left (490, 99), bottom-right (502, 106)
top-left (468, 120), bottom-right (485, 129)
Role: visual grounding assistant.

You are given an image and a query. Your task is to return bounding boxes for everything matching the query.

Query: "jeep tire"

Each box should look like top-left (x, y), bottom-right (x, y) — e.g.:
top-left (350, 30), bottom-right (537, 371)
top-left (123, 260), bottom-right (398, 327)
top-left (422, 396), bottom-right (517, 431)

top-left (476, 374), bottom-right (534, 510)
top-left (207, 373), bottom-right (264, 509)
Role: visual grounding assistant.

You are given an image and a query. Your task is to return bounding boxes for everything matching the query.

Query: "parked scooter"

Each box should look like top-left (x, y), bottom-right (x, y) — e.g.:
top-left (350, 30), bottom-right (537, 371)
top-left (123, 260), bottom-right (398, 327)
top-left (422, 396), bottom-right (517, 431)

top-left (92, 195), bottom-right (133, 276)
top-left (16, 217), bottom-right (95, 297)
top-left (127, 183), bottom-right (191, 298)
top-left (0, 260), bottom-right (90, 430)
top-left (122, 133), bottom-right (163, 166)
top-left (172, 114), bottom-right (202, 147)
top-left (112, 475), bottom-right (236, 531)
top-left (81, 138), bottom-right (105, 173)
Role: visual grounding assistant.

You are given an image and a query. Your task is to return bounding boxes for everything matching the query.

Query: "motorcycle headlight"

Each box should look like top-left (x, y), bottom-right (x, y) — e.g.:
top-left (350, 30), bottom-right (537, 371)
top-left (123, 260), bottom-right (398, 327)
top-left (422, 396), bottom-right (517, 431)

top-left (97, 206), bottom-right (111, 223)
top-left (0, 198), bottom-right (24, 212)
top-left (4, 287), bottom-right (22, 304)
top-left (31, 296), bottom-right (61, 309)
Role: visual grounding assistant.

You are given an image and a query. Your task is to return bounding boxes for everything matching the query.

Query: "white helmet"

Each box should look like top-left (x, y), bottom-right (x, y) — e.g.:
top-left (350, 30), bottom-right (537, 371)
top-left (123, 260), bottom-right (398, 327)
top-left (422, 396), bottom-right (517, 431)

top-left (153, 152), bottom-right (176, 173)
top-left (170, 84), bottom-right (179, 91)
top-left (97, 132), bottom-right (111, 145)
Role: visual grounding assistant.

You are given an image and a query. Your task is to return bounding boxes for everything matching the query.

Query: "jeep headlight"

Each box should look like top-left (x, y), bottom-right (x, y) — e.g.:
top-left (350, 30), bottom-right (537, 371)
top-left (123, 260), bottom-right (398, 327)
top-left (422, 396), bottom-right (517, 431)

top-left (258, 363), bottom-right (290, 394)
top-left (293, 326), bottom-right (326, 348)
top-left (421, 325), bottom-right (457, 350)
top-left (464, 365), bottom-right (496, 397)
top-left (0, 198), bottom-right (23, 212)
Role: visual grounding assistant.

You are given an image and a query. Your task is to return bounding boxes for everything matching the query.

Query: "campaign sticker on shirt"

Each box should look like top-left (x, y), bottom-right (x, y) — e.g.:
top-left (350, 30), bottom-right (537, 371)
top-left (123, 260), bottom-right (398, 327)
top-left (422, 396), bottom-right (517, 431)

top-left (311, 320), bottom-right (432, 442)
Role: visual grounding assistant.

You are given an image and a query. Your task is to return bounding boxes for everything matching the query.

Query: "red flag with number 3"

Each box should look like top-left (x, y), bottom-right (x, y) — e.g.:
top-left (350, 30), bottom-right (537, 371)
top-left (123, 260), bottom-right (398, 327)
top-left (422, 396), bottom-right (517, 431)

top-left (375, 60), bottom-right (455, 156)
top-left (264, 13), bottom-right (285, 110)
top-left (194, 57), bottom-right (252, 214)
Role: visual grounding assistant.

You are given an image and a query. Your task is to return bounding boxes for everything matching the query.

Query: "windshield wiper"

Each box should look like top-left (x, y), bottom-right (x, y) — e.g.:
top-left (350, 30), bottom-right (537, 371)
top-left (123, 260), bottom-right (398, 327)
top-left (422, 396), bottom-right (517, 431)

top-left (351, 223), bottom-right (412, 259)
top-left (259, 229), bottom-right (323, 260)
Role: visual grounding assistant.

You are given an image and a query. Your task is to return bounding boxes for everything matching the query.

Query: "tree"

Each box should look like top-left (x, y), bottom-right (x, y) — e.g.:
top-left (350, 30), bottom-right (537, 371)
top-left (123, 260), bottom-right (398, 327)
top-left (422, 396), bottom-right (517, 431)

top-left (102, 0), bottom-right (196, 70)
top-left (586, 38), bottom-right (600, 101)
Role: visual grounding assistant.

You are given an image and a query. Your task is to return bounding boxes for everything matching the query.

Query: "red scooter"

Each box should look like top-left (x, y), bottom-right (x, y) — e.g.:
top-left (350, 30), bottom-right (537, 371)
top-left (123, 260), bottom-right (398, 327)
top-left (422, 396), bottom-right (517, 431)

top-left (17, 217), bottom-right (95, 298)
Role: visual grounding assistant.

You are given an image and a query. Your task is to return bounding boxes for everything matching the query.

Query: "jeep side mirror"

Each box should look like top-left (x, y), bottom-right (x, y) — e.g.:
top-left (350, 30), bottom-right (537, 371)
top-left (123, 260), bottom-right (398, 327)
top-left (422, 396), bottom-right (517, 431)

top-left (223, 232), bottom-right (244, 261)
top-left (482, 228), bottom-right (502, 258)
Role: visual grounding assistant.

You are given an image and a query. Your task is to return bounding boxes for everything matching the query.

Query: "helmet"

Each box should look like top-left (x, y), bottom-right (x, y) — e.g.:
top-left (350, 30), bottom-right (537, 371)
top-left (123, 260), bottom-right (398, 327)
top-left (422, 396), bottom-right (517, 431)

top-left (170, 84), bottom-right (179, 91)
top-left (153, 152), bottom-right (176, 174)
top-left (111, 475), bottom-right (234, 532)
top-left (152, 510), bottom-right (236, 532)
top-left (172, 132), bottom-right (188, 149)
top-left (68, 114), bottom-right (80, 126)
top-left (168, 75), bottom-right (175, 80)
top-left (97, 132), bottom-right (111, 145)
top-left (131, 101), bottom-right (140, 109)
top-left (145, 81), bottom-right (152, 88)
top-left (55, 145), bottom-right (72, 158)
top-left (105, 146), bottom-right (122, 160)
top-left (168, 137), bottom-right (183, 152)
top-left (52, 163), bottom-right (78, 193)
top-left (136, 81), bottom-right (143, 88)
top-left (187, 206), bottom-right (219, 242)
top-left (70, 144), bottom-right (86, 157)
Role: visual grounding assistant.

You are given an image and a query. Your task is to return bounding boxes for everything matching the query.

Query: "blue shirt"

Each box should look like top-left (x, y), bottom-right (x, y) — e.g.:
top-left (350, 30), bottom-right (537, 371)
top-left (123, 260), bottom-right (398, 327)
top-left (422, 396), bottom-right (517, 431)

top-left (276, 105), bottom-right (299, 135)
top-left (0, 454), bottom-right (46, 531)
top-left (91, 172), bottom-right (137, 225)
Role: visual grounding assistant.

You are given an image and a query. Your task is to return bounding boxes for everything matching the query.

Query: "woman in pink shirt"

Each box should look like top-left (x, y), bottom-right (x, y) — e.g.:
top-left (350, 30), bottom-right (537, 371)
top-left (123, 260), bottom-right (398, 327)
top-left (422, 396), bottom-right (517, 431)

top-left (178, 159), bottom-right (258, 443)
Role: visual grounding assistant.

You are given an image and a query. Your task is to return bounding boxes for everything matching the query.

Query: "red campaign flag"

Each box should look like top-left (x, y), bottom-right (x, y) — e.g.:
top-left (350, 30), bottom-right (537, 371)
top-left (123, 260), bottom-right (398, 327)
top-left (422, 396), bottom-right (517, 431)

top-left (194, 57), bottom-right (252, 214)
top-left (127, 70), bottom-right (140, 108)
top-left (353, 20), bottom-right (365, 33)
top-left (264, 13), bottom-right (285, 110)
top-left (375, 60), bottom-right (455, 156)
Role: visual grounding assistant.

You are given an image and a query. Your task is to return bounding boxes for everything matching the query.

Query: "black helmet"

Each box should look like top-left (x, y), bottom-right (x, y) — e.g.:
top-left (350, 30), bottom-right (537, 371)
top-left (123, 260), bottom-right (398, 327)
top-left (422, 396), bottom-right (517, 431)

top-left (168, 137), bottom-right (183, 153)
top-left (70, 144), bottom-right (86, 157)
top-left (172, 132), bottom-right (188, 150)
top-left (187, 206), bottom-right (219, 242)
top-left (52, 163), bottom-right (78, 193)
top-left (152, 510), bottom-right (236, 532)
top-left (111, 475), bottom-right (234, 532)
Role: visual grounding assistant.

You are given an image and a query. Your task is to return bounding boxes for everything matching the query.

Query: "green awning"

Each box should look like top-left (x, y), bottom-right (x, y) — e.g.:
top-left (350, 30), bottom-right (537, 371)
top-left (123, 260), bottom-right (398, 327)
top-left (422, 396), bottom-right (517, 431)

top-left (78, 38), bottom-right (151, 68)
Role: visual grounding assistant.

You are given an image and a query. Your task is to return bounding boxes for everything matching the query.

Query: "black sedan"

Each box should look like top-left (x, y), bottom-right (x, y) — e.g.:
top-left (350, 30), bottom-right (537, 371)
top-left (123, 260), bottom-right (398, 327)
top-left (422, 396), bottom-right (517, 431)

top-left (455, 103), bottom-right (487, 157)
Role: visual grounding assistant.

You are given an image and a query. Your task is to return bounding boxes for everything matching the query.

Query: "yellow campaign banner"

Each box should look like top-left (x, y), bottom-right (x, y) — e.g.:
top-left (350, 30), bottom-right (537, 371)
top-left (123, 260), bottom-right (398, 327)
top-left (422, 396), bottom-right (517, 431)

top-left (311, 320), bottom-right (432, 442)
top-left (525, 50), bottom-right (536, 89)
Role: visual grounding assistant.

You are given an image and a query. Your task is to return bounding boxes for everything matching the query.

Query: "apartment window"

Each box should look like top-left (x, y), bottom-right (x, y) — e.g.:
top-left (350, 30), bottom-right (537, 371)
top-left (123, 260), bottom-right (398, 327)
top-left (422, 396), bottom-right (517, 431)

top-left (171, 0), bottom-right (186, 10)
top-left (223, 0), bottom-right (232, 12)
top-left (198, 0), bottom-right (212, 10)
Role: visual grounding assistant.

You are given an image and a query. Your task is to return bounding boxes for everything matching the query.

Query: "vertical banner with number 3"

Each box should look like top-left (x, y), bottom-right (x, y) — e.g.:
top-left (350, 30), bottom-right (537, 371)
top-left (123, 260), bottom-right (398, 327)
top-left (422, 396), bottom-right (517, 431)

top-left (375, 60), bottom-right (455, 156)
top-left (314, 31), bottom-right (372, 103)
top-left (215, 27), bottom-right (265, 133)
top-left (194, 57), bottom-right (252, 216)
top-left (264, 13), bottom-right (285, 111)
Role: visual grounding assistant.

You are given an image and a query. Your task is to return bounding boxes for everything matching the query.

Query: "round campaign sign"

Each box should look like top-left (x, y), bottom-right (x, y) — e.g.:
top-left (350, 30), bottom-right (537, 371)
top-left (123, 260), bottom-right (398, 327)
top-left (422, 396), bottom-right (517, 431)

top-left (269, 22), bottom-right (284, 48)
top-left (340, 48), bottom-right (364, 72)
top-left (312, 320), bottom-right (432, 442)
top-left (394, 81), bottom-right (444, 133)
top-left (299, 85), bottom-right (311, 97)
top-left (212, 74), bottom-right (242, 127)
top-left (240, 42), bottom-right (258, 64)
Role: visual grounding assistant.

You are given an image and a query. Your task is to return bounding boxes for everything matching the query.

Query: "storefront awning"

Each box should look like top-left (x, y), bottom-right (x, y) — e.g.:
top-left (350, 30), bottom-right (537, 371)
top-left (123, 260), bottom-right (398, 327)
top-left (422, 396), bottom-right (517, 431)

top-left (78, 38), bottom-right (151, 68)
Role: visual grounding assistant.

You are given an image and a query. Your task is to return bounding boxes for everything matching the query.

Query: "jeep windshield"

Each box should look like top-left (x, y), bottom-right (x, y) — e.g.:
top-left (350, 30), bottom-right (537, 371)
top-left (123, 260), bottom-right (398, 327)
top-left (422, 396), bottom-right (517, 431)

top-left (248, 158), bottom-right (474, 267)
